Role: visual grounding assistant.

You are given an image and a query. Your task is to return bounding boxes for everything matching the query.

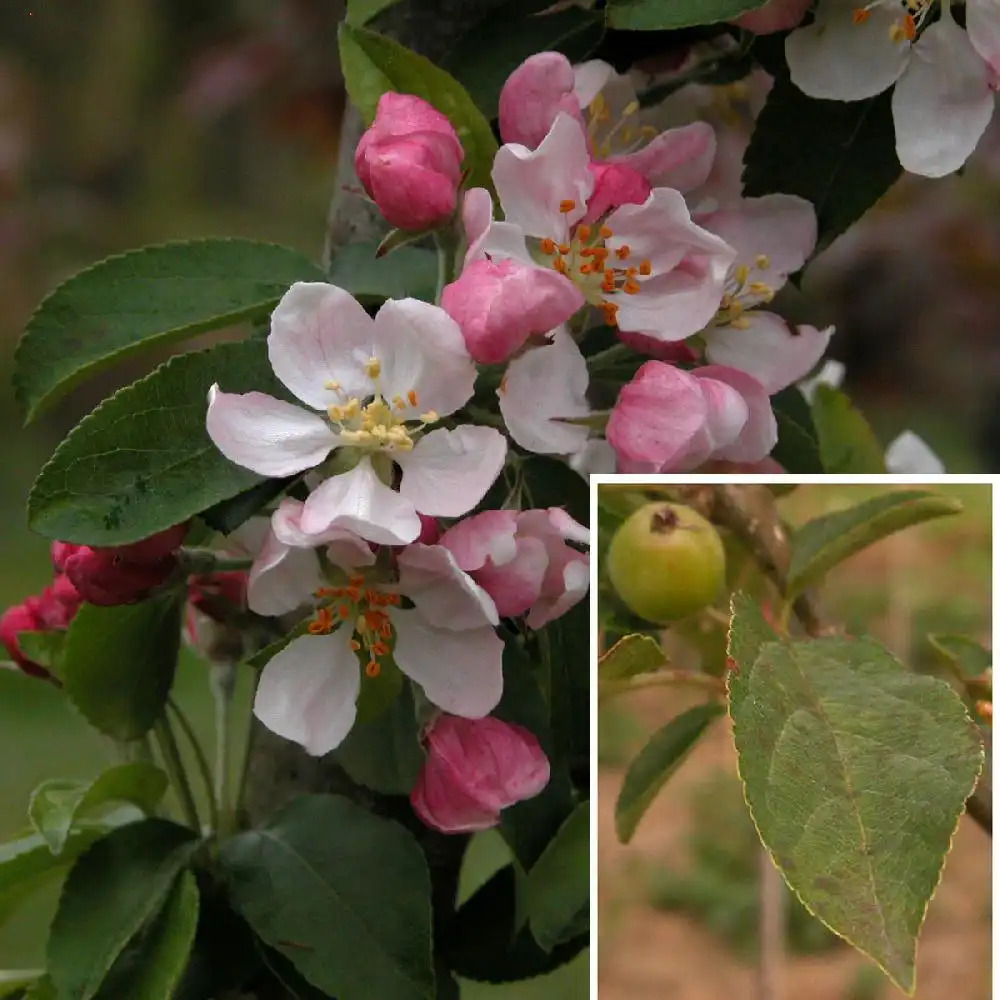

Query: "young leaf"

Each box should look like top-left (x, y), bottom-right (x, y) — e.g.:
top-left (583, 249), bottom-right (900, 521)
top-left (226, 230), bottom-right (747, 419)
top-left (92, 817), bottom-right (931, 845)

top-left (728, 603), bottom-right (983, 994)
top-left (615, 703), bottom-right (724, 844)
top-left (598, 633), bottom-right (667, 682)
top-left (28, 339), bottom-right (284, 546)
top-left (345, 0), bottom-right (403, 25)
top-left (14, 240), bottom-right (322, 422)
top-left (811, 385), bottom-right (887, 474)
top-left (523, 801), bottom-right (589, 952)
top-left (62, 596), bottom-right (183, 742)
top-left (787, 489), bottom-right (963, 595)
top-left (12, 631), bottom-right (67, 677)
top-left (338, 23), bottom-right (498, 192)
top-left (770, 385), bottom-right (823, 474)
top-left (0, 971), bottom-right (44, 999)
top-left (29, 762), bottom-right (169, 855)
top-left (220, 794), bottom-right (434, 1000)
top-left (607, 0), bottom-right (767, 30)
top-left (47, 819), bottom-right (198, 1000)
top-left (328, 244), bottom-right (437, 304)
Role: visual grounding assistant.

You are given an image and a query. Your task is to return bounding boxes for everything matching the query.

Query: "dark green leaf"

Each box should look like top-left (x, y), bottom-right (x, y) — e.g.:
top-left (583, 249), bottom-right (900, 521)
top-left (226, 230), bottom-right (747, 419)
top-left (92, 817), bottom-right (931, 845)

top-left (28, 339), bottom-right (285, 545)
top-left (23, 977), bottom-right (57, 1000)
top-left (607, 0), bottom-right (767, 30)
top-left (14, 240), bottom-right (322, 421)
top-left (328, 243), bottom-right (438, 304)
top-left (811, 385), bottom-right (887, 474)
top-left (0, 971), bottom-right (43, 999)
top-left (13, 631), bottom-right (67, 677)
top-left (520, 455), bottom-right (589, 525)
top-left (345, 0), bottom-right (403, 25)
top-left (245, 619), bottom-right (312, 670)
top-left (338, 23), bottom-right (498, 192)
top-left (770, 385), bottom-right (823, 473)
top-left (615, 704), bottom-right (723, 844)
top-left (47, 819), bottom-right (198, 1000)
top-left (787, 490), bottom-right (963, 595)
top-left (200, 474), bottom-right (298, 535)
top-left (220, 794), bottom-right (434, 1000)
top-left (62, 596), bottom-right (183, 741)
top-left (546, 601), bottom-right (590, 769)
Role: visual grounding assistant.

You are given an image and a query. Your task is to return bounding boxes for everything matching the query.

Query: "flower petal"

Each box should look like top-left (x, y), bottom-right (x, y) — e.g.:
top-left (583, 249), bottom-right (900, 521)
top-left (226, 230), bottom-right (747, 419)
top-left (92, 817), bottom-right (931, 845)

top-left (397, 543), bottom-right (499, 629)
top-left (462, 187), bottom-right (495, 264)
top-left (439, 510), bottom-right (520, 573)
top-left (206, 385), bottom-right (337, 476)
top-left (526, 552), bottom-right (589, 629)
top-left (885, 430), bottom-right (945, 474)
top-left (499, 51), bottom-right (584, 147)
top-left (268, 282), bottom-right (376, 409)
top-left (271, 496), bottom-right (376, 568)
top-left (968, 0), bottom-right (1000, 76)
top-left (247, 521), bottom-right (323, 616)
top-left (695, 366), bottom-right (777, 464)
top-left (616, 122), bottom-right (717, 192)
top-left (572, 59), bottom-right (614, 108)
top-left (254, 631), bottom-right (360, 756)
top-left (396, 426), bottom-right (507, 518)
top-left (677, 374), bottom-right (750, 469)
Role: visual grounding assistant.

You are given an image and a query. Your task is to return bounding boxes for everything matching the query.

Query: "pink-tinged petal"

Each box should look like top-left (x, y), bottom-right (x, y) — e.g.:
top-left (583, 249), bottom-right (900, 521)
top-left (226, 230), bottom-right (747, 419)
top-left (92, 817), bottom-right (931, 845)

top-left (785, 0), bottom-right (909, 100)
top-left (476, 221), bottom-right (538, 266)
top-left (499, 51), bottom-right (583, 147)
top-left (474, 536), bottom-right (548, 618)
top-left (396, 426), bottom-right (507, 518)
top-left (206, 385), bottom-right (337, 476)
top-left (462, 187), bottom-right (495, 264)
top-left (892, 15), bottom-right (995, 177)
top-left (572, 59), bottom-right (615, 108)
top-left (704, 314), bottom-right (833, 394)
top-left (885, 431), bottom-right (945, 474)
top-left (268, 282), bottom-right (376, 409)
top-left (398, 543), bottom-right (499, 629)
top-left (270, 497), bottom-right (377, 568)
top-left (300, 459), bottom-right (421, 545)
top-left (584, 162), bottom-right (652, 223)
top-left (731, 0), bottom-right (811, 34)
top-left (498, 328), bottom-right (591, 455)
top-left (677, 375), bottom-right (750, 470)
top-left (254, 631), bottom-right (361, 755)
top-left (372, 298), bottom-right (476, 417)
top-left (543, 507), bottom-right (590, 547)
top-left (616, 330), bottom-right (700, 363)
top-left (568, 439), bottom-right (617, 476)
top-left (246, 521), bottom-right (323, 617)
top-left (392, 614), bottom-right (504, 717)
top-left (438, 510), bottom-right (520, 573)
top-left (441, 258), bottom-right (584, 364)
top-left (606, 361), bottom-right (708, 473)
top-left (492, 112), bottom-right (594, 241)
top-left (615, 122), bottom-right (716, 192)
top-left (968, 0), bottom-right (1000, 75)
top-left (526, 552), bottom-right (589, 629)
top-left (697, 194), bottom-right (817, 297)
top-left (411, 756), bottom-right (501, 833)
top-left (695, 365), bottom-right (777, 463)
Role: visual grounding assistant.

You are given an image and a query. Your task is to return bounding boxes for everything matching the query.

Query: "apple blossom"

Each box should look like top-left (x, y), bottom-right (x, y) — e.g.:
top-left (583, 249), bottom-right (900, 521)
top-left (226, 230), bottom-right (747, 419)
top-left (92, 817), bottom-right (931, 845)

top-left (1, 574), bottom-right (82, 679)
top-left (354, 92), bottom-right (464, 230)
top-left (786, 0), bottom-right (999, 177)
top-left (410, 714), bottom-right (551, 833)
top-left (207, 282), bottom-right (507, 547)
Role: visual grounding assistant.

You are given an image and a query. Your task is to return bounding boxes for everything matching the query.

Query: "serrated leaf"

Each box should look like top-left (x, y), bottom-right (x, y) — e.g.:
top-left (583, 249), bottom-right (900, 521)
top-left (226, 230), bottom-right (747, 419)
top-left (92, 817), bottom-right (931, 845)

top-left (787, 490), bottom-right (963, 596)
top-left (28, 339), bottom-right (284, 545)
top-left (14, 240), bottom-right (322, 422)
top-left (47, 819), bottom-right (198, 1000)
top-left (328, 243), bottom-right (437, 304)
top-left (29, 762), bottom-right (169, 855)
top-left (338, 23), bottom-right (498, 192)
top-left (728, 601), bottom-right (983, 993)
top-left (615, 703), bottom-right (723, 844)
top-left (599, 633), bottom-right (666, 682)
top-left (62, 596), bottom-right (183, 742)
top-left (743, 75), bottom-right (901, 251)
top-left (811, 385), bottom-right (887, 474)
top-left (607, 0), bottom-right (766, 30)
top-left (220, 794), bottom-right (434, 1000)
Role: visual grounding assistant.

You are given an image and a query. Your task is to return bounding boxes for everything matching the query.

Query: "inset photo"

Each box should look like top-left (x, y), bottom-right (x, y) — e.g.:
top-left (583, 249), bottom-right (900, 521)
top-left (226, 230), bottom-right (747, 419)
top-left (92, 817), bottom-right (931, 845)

top-left (595, 480), bottom-right (992, 1000)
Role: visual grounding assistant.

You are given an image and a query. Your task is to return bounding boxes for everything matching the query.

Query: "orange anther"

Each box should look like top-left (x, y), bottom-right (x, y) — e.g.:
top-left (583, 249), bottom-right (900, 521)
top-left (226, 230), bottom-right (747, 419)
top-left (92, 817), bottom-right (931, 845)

top-left (350, 639), bottom-right (361, 652)
top-left (559, 199), bottom-right (576, 213)
top-left (558, 243), bottom-right (571, 255)
top-left (624, 279), bottom-right (641, 294)
top-left (902, 13), bottom-right (916, 39)
top-left (338, 604), bottom-right (351, 619)
top-left (553, 257), bottom-right (568, 274)
top-left (372, 641), bottom-right (390, 657)
top-left (615, 245), bottom-right (631, 260)
top-left (625, 265), bottom-right (638, 277)
top-left (365, 660), bottom-right (381, 678)
top-left (407, 389), bottom-right (419, 407)
top-left (600, 225), bottom-right (614, 239)
top-left (580, 263), bottom-right (595, 275)
top-left (540, 237), bottom-right (557, 255)
top-left (576, 224), bottom-right (592, 243)
top-left (600, 301), bottom-right (620, 326)
top-left (852, 7), bottom-right (870, 24)
top-left (308, 608), bottom-right (334, 635)
top-left (601, 271), bottom-right (616, 293)
top-left (639, 259), bottom-right (652, 276)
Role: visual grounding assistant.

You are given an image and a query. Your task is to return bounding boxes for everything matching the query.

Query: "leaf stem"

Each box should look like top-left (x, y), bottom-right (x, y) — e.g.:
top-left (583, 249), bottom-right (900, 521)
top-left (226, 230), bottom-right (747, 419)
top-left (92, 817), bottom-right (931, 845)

top-left (153, 715), bottom-right (202, 833)
top-left (167, 696), bottom-right (217, 832)
top-left (599, 669), bottom-right (726, 702)
top-left (233, 670), bottom-right (261, 829)
top-left (210, 660), bottom-right (239, 838)
top-left (433, 227), bottom-right (460, 304)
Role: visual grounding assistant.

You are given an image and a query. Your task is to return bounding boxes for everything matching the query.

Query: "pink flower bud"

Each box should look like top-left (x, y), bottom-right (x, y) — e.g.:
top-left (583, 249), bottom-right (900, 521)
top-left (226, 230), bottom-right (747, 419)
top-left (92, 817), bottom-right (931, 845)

top-left (730, 0), bottom-right (811, 33)
top-left (0, 600), bottom-right (49, 677)
top-left (411, 714), bottom-right (551, 833)
top-left (355, 92), bottom-right (464, 231)
top-left (584, 161), bottom-right (652, 223)
top-left (498, 51), bottom-right (584, 148)
top-left (441, 259), bottom-right (584, 364)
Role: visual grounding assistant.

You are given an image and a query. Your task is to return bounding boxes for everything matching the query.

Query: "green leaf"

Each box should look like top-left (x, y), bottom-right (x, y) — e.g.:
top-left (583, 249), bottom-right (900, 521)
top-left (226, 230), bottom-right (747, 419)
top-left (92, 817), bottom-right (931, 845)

top-left (47, 819), bottom-right (198, 1000)
top-left (220, 794), bottom-right (434, 1000)
top-left (524, 802), bottom-right (589, 952)
top-left (728, 601), bottom-right (983, 993)
top-left (598, 633), bottom-right (666, 682)
top-left (28, 339), bottom-right (285, 545)
top-left (743, 74), bottom-right (901, 251)
top-left (520, 455), bottom-right (589, 525)
top-left (607, 0), bottom-right (767, 30)
top-left (811, 385), bottom-right (887, 474)
top-left (199, 474), bottom-right (299, 535)
top-left (13, 631), bottom-right (67, 677)
top-left (338, 23), bottom-right (498, 192)
top-left (328, 243), bottom-right (438, 304)
top-left (615, 703), bottom-right (723, 844)
top-left (345, 0), bottom-right (403, 25)
top-left (0, 971), bottom-right (44, 999)
top-left (245, 619), bottom-right (311, 670)
top-left (14, 239), bottom-right (323, 422)
top-left (29, 762), bottom-right (169, 855)
top-left (770, 386), bottom-right (823, 474)
top-left (787, 490), bottom-right (963, 596)
top-left (62, 596), bottom-right (183, 742)
top-left (23, 978), bottom-right (56, 1000)
top-left (928, 634), bottom-right (992, 679)
top-left (442, 0), bottom-right (603, 116)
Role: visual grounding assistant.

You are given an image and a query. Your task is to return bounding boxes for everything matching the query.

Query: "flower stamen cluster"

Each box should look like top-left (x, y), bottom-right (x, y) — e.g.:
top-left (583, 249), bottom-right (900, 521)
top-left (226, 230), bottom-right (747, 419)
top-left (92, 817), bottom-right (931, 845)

top-left (309, 578), bottom-right (401, 678)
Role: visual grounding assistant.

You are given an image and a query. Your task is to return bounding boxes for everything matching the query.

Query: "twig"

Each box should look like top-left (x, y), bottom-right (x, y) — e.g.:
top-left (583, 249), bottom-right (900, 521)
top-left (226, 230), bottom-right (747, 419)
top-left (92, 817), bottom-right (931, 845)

top-left (757, 850), bottom-right (786, 1000)
top-left (599, 669), bottom-right (726, 702)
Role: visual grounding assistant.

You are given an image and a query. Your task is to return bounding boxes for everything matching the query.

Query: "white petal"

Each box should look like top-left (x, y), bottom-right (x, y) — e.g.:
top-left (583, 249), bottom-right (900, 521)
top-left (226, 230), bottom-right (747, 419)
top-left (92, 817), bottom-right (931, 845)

top-left (885, 430), bottom-right (945, 474)
top-left (798, 359), bottom-right (846, 402)
top-left (967, 0), bottom-right (1000, 75)
top-left (704, 315), bottom-right (834, 394)
top-left (526, 556), bottom-right (590, 629)
top-left (498, 328), bottom-right (591, 455)
top-left (892, 16), bottom-right (995, 177)
top-left (246, 523), bottom-right (323, 616)
top-left (396, 426), bottom-right (507, 518)
top-left (206, 386), bottom-right (337, 476)
top-left (392, 612), bottom-right (503, 717)
top-left (785, 0), bottom-right (909, 101)
top-left (462, 187), bottom-right (495, 265)
top-left (568, 439), bottom-right (617, 476)
top-left (572, 59), bottom-right (614, 108)
top-left (267, 282), bottom-right (376, 409)
top-left (271, 496), bottom-right (376, 568)
top-left (300, 458), bottom-right (421, 545)
top-left (254, 631), bottom-right (361, 756)
top-left (492, 112), bottom-right (594, 241)
top-left (397, 544), bottom-right (499, 630)
top-left (476, 221), bottom-right (537, 265)
top-left (372, 299), bottom-right (476, 418)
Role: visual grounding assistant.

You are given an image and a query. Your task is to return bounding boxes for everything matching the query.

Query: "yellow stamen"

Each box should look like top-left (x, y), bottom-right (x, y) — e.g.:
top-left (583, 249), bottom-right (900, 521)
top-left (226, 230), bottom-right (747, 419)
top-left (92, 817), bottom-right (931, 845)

top-left (559, 199), bottom-right (576, 213)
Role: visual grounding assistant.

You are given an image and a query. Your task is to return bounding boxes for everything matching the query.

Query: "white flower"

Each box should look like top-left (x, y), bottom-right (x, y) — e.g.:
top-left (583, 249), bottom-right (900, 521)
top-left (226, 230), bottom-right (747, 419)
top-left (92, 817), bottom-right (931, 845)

top-left (786, 0), bottom-right (998, 177)
top-left (206, 282), bottom-right (507, 546)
